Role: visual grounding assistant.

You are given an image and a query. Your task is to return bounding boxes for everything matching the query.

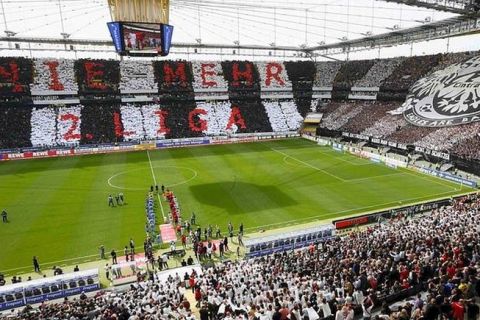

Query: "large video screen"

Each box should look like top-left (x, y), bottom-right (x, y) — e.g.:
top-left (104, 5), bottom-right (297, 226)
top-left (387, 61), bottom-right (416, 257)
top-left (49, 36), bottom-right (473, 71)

top-left (123, 23), bottom-right (162, 54)
top-left (107, 21), bottom-right (173, 57)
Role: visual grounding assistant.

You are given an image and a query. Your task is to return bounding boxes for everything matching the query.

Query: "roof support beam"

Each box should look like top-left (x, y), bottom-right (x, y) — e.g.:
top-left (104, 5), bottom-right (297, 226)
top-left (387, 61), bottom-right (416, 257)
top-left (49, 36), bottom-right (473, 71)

top-left (378, 0), bottom-right (479, 14)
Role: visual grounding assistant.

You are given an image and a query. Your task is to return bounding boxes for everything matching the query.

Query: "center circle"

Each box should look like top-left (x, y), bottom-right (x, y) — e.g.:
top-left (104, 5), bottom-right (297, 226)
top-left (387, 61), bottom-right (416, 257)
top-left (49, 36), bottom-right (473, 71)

top-left (107, 165), bottom-right (198, 191)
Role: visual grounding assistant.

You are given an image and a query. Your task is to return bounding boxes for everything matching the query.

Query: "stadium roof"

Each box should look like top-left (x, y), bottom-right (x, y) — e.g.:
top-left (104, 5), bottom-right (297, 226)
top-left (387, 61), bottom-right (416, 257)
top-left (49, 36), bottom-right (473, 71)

top-left (0, 0), bottom-right (479, 60)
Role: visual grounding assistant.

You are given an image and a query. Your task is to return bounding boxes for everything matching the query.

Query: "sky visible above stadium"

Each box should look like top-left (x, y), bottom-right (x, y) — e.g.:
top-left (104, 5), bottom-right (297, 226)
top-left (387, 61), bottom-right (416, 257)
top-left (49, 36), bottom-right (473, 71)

top-left (0, 0), bottom-right (478, 59)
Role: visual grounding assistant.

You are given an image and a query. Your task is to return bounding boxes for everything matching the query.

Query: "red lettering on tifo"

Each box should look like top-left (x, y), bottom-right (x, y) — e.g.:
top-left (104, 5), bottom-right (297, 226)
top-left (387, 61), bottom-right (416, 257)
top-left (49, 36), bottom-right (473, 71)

top-left (189, 108), bottom-right (208, 132)
top-left (0, 61), bottom-right (23, 92)
top-left (265, 62), bottom-right (285, 87)
top-left (113, 111), bottom-right (134, 138)
top-left (154, 110), bottom-right (170, 135)
top-left (226, 106), bottom-right (247, 129)
top-left (84, 62), bottom-right (107, 90)
top-left (163, 62), bottom-right (187, 87)
top-left (200, 63), bottom-right (217, 87)
top-left (232, 63), bottom-right (254, 87)
top-left (44, 61), bottom-right (64, 91)
top-left (60, 113), bottom-right (81, 141)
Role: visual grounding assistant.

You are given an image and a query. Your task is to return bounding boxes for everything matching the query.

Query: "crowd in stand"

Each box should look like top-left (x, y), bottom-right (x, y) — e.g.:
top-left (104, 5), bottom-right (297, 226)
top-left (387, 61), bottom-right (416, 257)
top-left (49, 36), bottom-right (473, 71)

top-left (381, 55), bottom-right (441, 92)
top-left (30, 105), bottom-right (83, 147)
top-left (314, 62), bottom-right (343, 88)
top-left (31, 59), bottom-right (78, 93)
top-left (2, 275), bottom-right (190, 320)
top-left (264, 100), bottom-right (303, 132)
top-left (415, 123), bottom-right (480, 153)
top-left (333, 60), bottom-right (375, 90)
top-left (4, 193), bottom-right (480, 320)
top-left (385, 125), bottom-right (436, 145)
top-left (79, 104), bottom-right (118, 145)
top-left (452, 136), bottom-right (480, 161)
top-left (429, 52), bottom-right (474, 74)
top-left (319, 99), bottom-right (480, 160)
top-left (7, 98), bottom-right (305, 149)
top-left (119, 61), bottom-right (157, 92)
top-left (358, 110), bottom-right (408, 139)
top-left (353, 58), bottom-right (404, 88)
top-left (335, 101), bottom-right (399, 134)
top-left (0, 106), bottom-right (32, 150)
top-left (320, 102), bottom-right (365, 131)
top-left (30, 107), bottom-right (57, 147)
top-left (4, 51), bottom-right (480, 156)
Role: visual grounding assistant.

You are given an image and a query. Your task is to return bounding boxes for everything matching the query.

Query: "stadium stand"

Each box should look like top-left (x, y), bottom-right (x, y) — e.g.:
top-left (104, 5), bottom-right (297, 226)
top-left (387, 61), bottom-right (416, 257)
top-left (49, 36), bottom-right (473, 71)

top-left (1, 51), bottom-right (480, 161)
top-left (340, 102), bottom-right (399, 134)
top-left (385, 125), bottom-right (437, 145)
top-left (313, 62), bottom-right (343, 88)
top-left (319, 102), bottom-right (365, 131)
top-left (353, 58), bottom-right (404, 89)
top-left (420, 123), bottom-right (480, 153)
top-left (378, 55), bottom-right (441, 101)
top-left (3, 194), bottom-right (480, 320)
top-left (360, 111), bottom-right (407, 139)
top-left (3, 1), bottom-right (480, 319)
top-left (452, 135), bottom-right (480, 161)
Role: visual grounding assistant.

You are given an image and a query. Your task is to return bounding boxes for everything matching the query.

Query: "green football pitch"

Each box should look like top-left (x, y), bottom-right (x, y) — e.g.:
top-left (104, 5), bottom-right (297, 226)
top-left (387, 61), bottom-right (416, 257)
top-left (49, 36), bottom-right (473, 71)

top-left (0, 138), bottom-right (472, 274)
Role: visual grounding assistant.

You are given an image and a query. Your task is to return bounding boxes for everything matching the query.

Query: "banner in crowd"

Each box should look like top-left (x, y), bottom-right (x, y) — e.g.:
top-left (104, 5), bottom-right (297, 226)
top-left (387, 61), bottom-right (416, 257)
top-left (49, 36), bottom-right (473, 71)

top-left (333, 198), bottom-right (452, 230)
top-left (301, 134), bottom-right (318, 142)
top-left (156, 138), bottom-right (210, 148)
top-left (244, 225), bottom-right (334, 258)
top-left (414, 146), bottom-right (450, 161)
top-left (415, 166), bottom-right (477, 187)
top-left (0, 133), bottom-right (298, 162)
top-left (342, 132), bottom-right (407, 150)
top-left (403, 55), bottom-right (480, 127)
top-left (317, 138), bottom-right (330, 146)
top-left (332, 142), bottom-right (344, 152)
top-left (0, 269), bottom-right (100, 311)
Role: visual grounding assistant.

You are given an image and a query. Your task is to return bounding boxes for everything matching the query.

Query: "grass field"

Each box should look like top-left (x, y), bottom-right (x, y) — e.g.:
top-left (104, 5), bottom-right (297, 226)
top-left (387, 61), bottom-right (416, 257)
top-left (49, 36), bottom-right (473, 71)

top-left (0, 138), bottom-right (472, 274)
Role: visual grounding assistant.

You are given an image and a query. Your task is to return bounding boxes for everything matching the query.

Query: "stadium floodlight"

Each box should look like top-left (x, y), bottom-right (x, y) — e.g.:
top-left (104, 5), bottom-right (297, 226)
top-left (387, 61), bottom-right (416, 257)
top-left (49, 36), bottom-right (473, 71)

top-left (387, 25), bottom-right (401, 30)
top-left (195, 38), bottom-right (202, 44)
top-left (233, 40), bottom-right (240, 46)
top-left (415, 16), bottom-right (432, 23)
top-left (61, 33), bottom-right (71, 39)
top-left (4, 30), bottom-right (16, 37)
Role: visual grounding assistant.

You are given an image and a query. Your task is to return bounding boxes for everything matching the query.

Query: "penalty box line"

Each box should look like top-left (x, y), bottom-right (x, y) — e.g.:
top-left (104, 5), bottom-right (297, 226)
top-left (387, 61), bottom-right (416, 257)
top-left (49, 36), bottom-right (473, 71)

top-left (271, 147), bottom-right (346, 182)
top-left (147, 150), bottom-right (167, 222)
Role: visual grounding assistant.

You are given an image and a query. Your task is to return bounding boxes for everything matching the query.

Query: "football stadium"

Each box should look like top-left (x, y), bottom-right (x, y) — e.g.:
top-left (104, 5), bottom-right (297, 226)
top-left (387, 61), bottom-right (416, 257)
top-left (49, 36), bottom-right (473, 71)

top-left (1, 0), bottom-right (480, 319)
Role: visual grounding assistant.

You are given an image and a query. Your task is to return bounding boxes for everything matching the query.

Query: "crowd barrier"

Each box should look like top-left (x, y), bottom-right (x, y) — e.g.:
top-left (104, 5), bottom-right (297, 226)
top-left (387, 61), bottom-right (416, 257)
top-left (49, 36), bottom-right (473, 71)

top-left (244, 224), bottom-right (334, 258)
top-left (333, 198), bottom-right (452, 230)
top-left (0, 269), bottom-right (99, 311)
top-left (414, 166), bottom-right (477, 188)
top-left (317, 138), bottom-right (474, 186)
top-left (0, 132), bottom-right (299, 162)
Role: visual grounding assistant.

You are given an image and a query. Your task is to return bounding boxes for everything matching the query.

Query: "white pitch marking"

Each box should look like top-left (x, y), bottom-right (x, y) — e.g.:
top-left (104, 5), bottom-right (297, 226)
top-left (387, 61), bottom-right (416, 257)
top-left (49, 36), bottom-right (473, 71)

top-left (147, 150), bottom-right (166, 221)
top-left (107, 166), bottom-right (198, 191)
top-left (2, 245), bottom-right (145, 273)
top-left (271, 147), bottom-right (346, 182)
top-left (244, 189), bottom-right (467, 232)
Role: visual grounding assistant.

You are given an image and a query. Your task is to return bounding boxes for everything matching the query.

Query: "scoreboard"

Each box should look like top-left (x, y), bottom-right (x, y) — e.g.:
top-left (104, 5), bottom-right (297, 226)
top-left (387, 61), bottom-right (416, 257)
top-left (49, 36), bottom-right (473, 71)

top-left (107, 21), bottom-right (173, 57)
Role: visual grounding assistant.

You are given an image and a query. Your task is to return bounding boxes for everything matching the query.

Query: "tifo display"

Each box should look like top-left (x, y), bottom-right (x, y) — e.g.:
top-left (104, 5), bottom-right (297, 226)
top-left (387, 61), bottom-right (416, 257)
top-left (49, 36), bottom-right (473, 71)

top-left (0, 52), bottom-right (480, 163)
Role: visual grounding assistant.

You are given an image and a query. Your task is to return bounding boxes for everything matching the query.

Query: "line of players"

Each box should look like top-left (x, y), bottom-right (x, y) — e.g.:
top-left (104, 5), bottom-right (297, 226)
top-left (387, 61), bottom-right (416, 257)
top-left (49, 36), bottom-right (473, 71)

top-left (107, 193), bottom-right (125, 207)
